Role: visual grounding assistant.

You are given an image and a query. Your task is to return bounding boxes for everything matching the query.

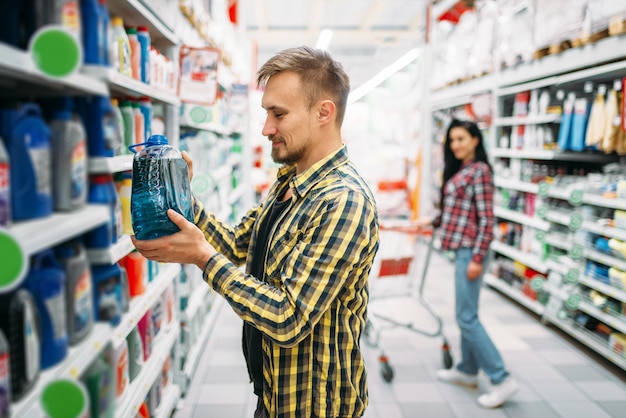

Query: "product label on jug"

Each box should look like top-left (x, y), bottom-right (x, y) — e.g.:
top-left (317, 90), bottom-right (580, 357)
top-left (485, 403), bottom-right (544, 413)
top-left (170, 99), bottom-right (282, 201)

top-left (0, 350), bottom-right (9, 415)
top-left (70, 141), bottom-right (86, 202)
top-left (27, 146), bottom-right (51, 196)
top-left (0, 162), bottom-right (9, 226)
top-left (45, 291), bottom-right (67, 340)
top-left (74, 271), bottom-right (93, 334)
top-left (24, 305), bottom-right (40, 381)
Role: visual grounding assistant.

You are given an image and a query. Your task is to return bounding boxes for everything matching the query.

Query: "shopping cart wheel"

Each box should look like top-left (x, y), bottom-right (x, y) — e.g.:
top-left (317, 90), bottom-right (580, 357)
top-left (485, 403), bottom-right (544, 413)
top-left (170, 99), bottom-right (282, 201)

top-left (379, 355), bottom-right (394, 382)
top-left (441, 340), bottom-right (453, 369)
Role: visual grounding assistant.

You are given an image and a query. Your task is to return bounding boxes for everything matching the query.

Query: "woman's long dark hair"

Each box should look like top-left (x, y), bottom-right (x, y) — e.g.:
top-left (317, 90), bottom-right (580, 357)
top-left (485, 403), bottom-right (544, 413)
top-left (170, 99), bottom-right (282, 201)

top-left (438, 119), bottom-right (492, 209)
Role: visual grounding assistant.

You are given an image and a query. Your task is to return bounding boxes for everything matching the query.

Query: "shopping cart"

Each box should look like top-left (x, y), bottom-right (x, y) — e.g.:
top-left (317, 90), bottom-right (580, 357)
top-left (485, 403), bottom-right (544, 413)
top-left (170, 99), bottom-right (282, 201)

top-left (364, 220), bottom-right (453, 382)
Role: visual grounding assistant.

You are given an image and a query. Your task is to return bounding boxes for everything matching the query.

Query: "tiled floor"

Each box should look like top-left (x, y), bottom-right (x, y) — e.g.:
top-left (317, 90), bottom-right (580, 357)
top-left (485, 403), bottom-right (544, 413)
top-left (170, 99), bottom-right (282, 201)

top-left (174, 241), bottom-right (626, 417)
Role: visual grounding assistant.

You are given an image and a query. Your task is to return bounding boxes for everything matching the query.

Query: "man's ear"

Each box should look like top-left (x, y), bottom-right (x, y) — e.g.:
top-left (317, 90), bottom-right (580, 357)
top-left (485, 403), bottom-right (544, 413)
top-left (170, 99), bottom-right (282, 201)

top-left (317, 100), bottom-right (335, 125)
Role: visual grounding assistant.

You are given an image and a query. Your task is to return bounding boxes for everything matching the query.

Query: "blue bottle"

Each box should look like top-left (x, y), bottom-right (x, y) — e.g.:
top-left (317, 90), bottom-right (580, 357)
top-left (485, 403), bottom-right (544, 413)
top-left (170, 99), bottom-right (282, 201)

top-left (129, 135), bottom-right (194, 240)
top-left (22, 249), bottom-right (68, 370)
top-left (81, 0), bottom-right (110, 65)
top-left (85, 174), bottom-right (122, 249)
top-left (78, 96), bottom-right (122, 158)
top-left (91, 263), bottom-right (123, 326)
top-left (0, 103), bottom-right (52, 221)
top-left (136, 26), bottom-right (151, 84)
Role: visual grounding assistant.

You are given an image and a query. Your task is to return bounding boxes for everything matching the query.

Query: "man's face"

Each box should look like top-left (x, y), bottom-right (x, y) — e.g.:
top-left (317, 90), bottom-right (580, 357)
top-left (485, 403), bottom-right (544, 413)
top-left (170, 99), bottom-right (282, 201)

top-left (261, 71), bottom-right (315, 167)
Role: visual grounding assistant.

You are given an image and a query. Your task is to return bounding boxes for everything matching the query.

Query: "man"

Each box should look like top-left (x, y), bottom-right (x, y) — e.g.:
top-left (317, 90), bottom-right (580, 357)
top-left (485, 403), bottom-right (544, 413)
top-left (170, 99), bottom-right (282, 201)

top-left (132, 46), bottom-right (380, 417)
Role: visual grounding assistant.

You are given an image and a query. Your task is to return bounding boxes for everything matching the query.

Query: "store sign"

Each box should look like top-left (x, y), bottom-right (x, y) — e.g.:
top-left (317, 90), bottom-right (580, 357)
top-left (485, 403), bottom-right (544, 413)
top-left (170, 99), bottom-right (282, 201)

top-left (29, 25), bottom-right (82, 78)
top-left (178, 46), bottom-right (220, 106)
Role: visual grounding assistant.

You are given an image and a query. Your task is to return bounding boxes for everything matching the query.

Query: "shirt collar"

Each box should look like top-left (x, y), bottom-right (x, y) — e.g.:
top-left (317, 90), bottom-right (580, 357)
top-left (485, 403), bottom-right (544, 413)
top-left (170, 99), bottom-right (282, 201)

top-left (276, 145), bottom-right (349, 199)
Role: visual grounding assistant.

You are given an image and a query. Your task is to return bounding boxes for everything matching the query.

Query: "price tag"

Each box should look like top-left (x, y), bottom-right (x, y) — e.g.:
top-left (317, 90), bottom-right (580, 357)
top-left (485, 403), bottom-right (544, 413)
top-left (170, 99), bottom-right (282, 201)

top-left (566, 293), bottom-right (582, 310)
top-left (565, 268), bottom-right (580, 284)
top-left (568, 188), bottom-right (584, 206)
top-left (530, 275), bottom-right (545, 291)
top-left (538, 181), bottom-right (551, 198)
top-left (569, 244), bottom-right (584, 261)
top-left (569, 213), bottom-right (583, 231)
top-left (68, 365), bottom-right (79, 379)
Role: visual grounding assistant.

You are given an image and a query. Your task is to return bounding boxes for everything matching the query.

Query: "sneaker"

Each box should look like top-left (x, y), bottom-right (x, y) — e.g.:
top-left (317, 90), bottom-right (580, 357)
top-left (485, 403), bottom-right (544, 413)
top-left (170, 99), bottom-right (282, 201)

top-left (477, 376), bottom-right (518, 409)
top-left (436, 368), bottom-right (478, 388)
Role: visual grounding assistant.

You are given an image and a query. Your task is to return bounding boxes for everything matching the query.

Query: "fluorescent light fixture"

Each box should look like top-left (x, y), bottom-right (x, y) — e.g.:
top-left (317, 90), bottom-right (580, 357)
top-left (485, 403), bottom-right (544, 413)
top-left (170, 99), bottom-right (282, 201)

top-left (315, 29), bottom-right (333, 50)
top-left (348, 48), bottom-right (420, 104)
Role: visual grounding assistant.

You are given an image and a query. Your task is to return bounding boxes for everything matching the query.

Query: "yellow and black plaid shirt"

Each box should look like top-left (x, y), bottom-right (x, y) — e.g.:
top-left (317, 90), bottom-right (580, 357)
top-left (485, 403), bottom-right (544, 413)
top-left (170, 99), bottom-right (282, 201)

top-left (194, 146), bottom-right (380, 417)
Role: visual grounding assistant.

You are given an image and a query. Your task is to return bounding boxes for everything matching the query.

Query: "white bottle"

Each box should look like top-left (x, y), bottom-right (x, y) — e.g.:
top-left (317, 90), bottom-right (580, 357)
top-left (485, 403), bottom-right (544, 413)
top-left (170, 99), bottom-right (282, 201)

top-left (109, 16), bottom-right (132, 77)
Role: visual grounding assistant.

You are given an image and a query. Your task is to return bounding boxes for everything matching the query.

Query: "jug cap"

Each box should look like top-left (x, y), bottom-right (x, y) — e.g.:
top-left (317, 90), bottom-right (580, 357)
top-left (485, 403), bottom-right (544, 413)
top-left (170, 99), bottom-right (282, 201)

top-left (128, 134), bottom-right (169, 154)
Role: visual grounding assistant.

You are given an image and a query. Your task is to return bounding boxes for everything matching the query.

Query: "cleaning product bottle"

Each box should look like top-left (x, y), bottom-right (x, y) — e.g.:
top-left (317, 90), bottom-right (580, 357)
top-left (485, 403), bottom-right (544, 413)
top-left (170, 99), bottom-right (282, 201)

top-left (49, 98), bottom-right (88, 212)
top-left (0, 103), bottom-right (52, 221)
top-left (119, 251), bottom-right (146, 297)
top-left (126, 27), bottom-right (140, 81)
top-left (137, 310), bottom-right (153, 361)
top-left (138, 97), bottom-right (152, 140)
top-left (125, 327), bottom-right (143, 382)
top-left (132, 100), bottom-right (144, 144)
top-left (0, 138), bottom-right (10, 226)
top-left (91, 263), bottom-right (123, 326)
top-left (79, 95), bottom-right (122, 158)
top-left (119, 99), bottom-right (135, 153)
top-left (113, 340), bottom-right (128, 400)
top-left (0, 289), bottom-right (40, 402)
top-left (129, 134), bottom-right (194, 240)
top-left (0, 329), bottom-right (10, 418)
top-left (80, 0), bottom-right (109, 65)
top-left (136, 26), bottom-right (151, 84)
top-left (118, 172), bottom-right (132, 235)
top-left (109, 16), bottom-right (131, 77)
top-left (55, 240), bottom-right (93, 345)
top-left (82, 351), bottom-right (114, 418)
top-left (23, 249), bottom-right (68, 370)
top-left (84, 174), bottom-right (122, 248)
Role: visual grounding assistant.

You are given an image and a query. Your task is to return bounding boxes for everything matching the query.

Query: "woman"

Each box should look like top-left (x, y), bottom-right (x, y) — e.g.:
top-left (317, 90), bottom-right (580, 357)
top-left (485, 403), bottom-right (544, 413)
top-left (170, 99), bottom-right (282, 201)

top-left (426, 119), bottom-right (518, 408)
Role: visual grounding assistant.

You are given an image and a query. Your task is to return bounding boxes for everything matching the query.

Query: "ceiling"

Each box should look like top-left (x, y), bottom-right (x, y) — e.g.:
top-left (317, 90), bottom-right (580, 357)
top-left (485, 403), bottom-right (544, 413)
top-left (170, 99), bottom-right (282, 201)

top-left (238, 0), bottom-right (430, 90)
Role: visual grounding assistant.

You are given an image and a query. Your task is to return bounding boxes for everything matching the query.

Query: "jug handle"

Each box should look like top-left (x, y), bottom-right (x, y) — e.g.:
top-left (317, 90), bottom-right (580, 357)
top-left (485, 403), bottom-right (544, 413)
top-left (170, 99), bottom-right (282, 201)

top-left (128, 143), bottom-right (146, 154)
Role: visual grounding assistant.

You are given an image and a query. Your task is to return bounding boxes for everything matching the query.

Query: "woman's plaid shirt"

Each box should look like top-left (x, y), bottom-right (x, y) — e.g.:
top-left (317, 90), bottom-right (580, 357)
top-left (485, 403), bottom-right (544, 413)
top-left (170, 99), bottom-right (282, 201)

top-left (193, 146), bottom-right (380, 417)
top-left (439, 160), bottom-right (494, 264)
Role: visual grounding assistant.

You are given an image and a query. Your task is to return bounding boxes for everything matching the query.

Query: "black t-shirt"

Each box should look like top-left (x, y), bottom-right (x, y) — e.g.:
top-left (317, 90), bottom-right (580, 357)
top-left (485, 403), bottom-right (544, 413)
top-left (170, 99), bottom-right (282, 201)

top-left (243, 197), bottom-right (290, 397)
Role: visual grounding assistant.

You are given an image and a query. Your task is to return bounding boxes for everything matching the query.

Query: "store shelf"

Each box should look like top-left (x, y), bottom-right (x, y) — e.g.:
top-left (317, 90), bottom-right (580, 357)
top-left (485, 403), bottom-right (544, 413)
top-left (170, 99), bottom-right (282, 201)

top-left (430, 73), bottom-right (494, 110)
top-left (578, 300), bottom-right (626, 334)
top-left (180, 121), bottom-right (230, 135)
top-left (89, 155), bottom-right (134, 174)
top-left (106, 0), bottom-right (180, 46)
top-left (544, 233), bottom-right (573, 252)
top-left (111, 263), bottom-right (181, 349)
top-left (182, 298), bottom-right (221, 379)
top-left (582, 194), bottom-right (626, 211)
top-left (484, 273), bottom-right (545, 315)
top-left (87, 234), bottom-right (135, 265)
top-left (579, 276), bottom-right (626, 303)
top-left (491, 241), bottom-right (548, 273)
top-left (491, 148), bottom-right (618, 162)
top-left (493, 114), bottom-right (561, 126)
top-left (494, 207), bottom-right (550, 231)
top-left (210, 165), bottom-right (232, 184)
top-left (0, 43), bottom-right (109, 97)
top-left (582, 220), bottom-right (626, 242)
top-left (82, 66), bottom-right (180, 105)
top-left (9, 204), bottom-right (110, 256)
top-left (154, 384), bottom-right (181, 418)
top-left (117, 322), bottom-right (180, 417)
top-left (494, 177), bottom-right (540, 194)
top-left (544, 313), bottom-right (626, 371)
top-left (544, 209), bottom-right (572, 227)
top-left (11, 323), bottom-right (112, 417)
top-left (181, 284), bottom-right (211, 321)
top-left (584, 248), bottom-right (626, 272)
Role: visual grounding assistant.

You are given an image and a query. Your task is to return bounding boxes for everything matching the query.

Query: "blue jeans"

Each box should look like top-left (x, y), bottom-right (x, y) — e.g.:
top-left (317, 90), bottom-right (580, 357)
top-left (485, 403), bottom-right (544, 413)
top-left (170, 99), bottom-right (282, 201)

top-left (454, 248), bottom-right (509, 384)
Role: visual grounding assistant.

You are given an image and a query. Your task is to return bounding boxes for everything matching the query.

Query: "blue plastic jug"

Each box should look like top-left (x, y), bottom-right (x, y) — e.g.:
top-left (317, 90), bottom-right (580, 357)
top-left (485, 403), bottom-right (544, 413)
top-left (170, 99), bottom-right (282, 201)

top-left (129, 134), bottom-right (194, 240)
top-left (84, 174), bottom-right (122, 249)
top-left (81, 0), bottom-right (109, 65)
top-left (91, 263), bottom-right (123, 326)
top-left (0, 103), bottom-right (53, 220)
top-left (78, 96), bottom-right (122, 158)
top-left (22, 249), bottom-right (68, 370)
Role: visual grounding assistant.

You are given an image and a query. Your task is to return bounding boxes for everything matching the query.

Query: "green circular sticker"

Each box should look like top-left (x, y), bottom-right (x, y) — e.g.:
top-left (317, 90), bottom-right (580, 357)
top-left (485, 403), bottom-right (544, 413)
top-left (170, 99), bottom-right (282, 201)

top-left (535, 230), bottom-right (546, 242)
top-left (569, 213), bottom-right (583, 231)
top-left (565, 267), bottom-right (580, 284)
top-left (536, 205), bottom-right (549, 220)
top-left (568, 189), bottom-right (584, 206)
top-left (0, 229), bottom-right (28, 293)
top-left (189, 106), bottom-right (211, 124)
top-left (530, 275), bottom-right (545, 291)
top-left (29, 26), bottom-right (82, 78)
top-left (538, 181), bottom-right (550, 198)
top-left (191, 173), bottom-right (213, 194)
top-left (569, 244), bottom-right (584, 261)
top-left (566, 293), bottom-right (581, 310)
top-left (40, 379), bottom-right (89, 418)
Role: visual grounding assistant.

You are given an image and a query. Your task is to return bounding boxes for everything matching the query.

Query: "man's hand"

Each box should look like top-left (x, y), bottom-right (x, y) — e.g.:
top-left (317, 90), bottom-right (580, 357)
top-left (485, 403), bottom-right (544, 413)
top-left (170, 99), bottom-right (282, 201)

top-left (181, 150), bottom-right (194, 181)
top-left (467, 261), bottom-right (483, 281)
top-left (131, 209), bottom-right (215, 270)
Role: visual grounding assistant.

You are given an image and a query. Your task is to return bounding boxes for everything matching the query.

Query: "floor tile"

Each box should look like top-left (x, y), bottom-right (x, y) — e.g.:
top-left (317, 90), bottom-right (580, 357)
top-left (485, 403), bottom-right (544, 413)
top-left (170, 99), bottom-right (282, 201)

top-left (398, 402), bottom-right (456, 417)
top-left (508, 364), bottom-right (567, 383)
top-left (500, 401), bottom-right (561, 418)
top-left (391, 381), bottom-right (445, 403)
top-left (535, 348), bottom-right (590, 366)
top-left (447, 400), bottom-right (508, 417)
top-left (191, 404), bottom-right (245, 418)
top-left (529, 381), bottom-right (590, 402)
top-left (195, 383), bottom-right (251, 405)
top-left (597, 400), bottom-right (626, 417)
top-left (548, 401), bottom-right (614, 418)
top-left (574, 381), bottom-right (626, 401)
top-left (522, 336), bottom-right (570, 349)
top-left (203, 364), bottom-right (250, 384)
top-left (555, 364), bottom-right (612, 382)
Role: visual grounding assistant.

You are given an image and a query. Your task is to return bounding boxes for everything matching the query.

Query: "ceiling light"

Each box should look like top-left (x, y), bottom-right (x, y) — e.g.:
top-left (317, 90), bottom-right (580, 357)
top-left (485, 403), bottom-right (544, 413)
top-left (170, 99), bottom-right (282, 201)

top-left (315, 29), bottom-right (333, 50)
top-left (348, 48), bottom-right (420, 104)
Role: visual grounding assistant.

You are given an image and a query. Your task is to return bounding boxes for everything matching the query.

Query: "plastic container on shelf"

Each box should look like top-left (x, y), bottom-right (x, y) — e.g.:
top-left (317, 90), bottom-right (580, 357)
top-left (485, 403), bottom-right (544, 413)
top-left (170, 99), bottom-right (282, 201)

top-left (0, 289), bottom-right (40, 402)
top-left (0, 138), bottom-right (10, 226)
top-left (129, 134), bottom-right (194, 240)
top-left (80, 0), bottom-right (109, 65)
top-left (119, 100), bottom-right (135, 153)
top-left (113, 339), bottom-right (128, 401)
top-left (91, 263), bottom-right (123, 326)
top-left (82, 351), bottom-right (115, 418)
top-left (79, 96), bottom-right (122, 158)
top-left (125, 327), bottom-right (143, 382)
top-left (132, 100), bottom-right (144, 144)
top-left (136, 26), bottom-right (151, 84)
top-left (138, 97), bottom-right (152, 140)
top-left (22, 249), bottom-right (68, 370)
top-left (118, 172), bottom-right (133, 235)
top-left (137, 310), bottom-right (153, 361)
top-left (126, 27), bottom-right (140, 81)
top-left (50, 98), bottom-right (88, 212)
top-left (55, 240), bottom-right (93, 346)
top-left (109, 16), bottom-right (131, 77)
top-left (119, 251), bottom-right (146, 297)
top-left (0, 103), bottom-right (53, 221)
top-left (84, 174), bottom-right (122, 249)
top-left (0, 329), bottom-right (10, 418)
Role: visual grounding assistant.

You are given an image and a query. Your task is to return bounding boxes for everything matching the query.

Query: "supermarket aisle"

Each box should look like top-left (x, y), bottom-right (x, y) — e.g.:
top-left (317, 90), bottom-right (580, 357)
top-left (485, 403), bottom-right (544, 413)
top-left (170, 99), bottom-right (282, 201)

top-left (175, 242), bottom-right (626, 418)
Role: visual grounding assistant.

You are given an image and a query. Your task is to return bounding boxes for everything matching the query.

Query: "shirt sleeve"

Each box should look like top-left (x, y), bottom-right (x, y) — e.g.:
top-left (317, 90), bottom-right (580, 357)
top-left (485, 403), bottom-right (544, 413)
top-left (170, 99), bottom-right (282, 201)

top-left (472, 165), bottom-right (494, 264)
top-left (202, 190), bottom-right (379, 347)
